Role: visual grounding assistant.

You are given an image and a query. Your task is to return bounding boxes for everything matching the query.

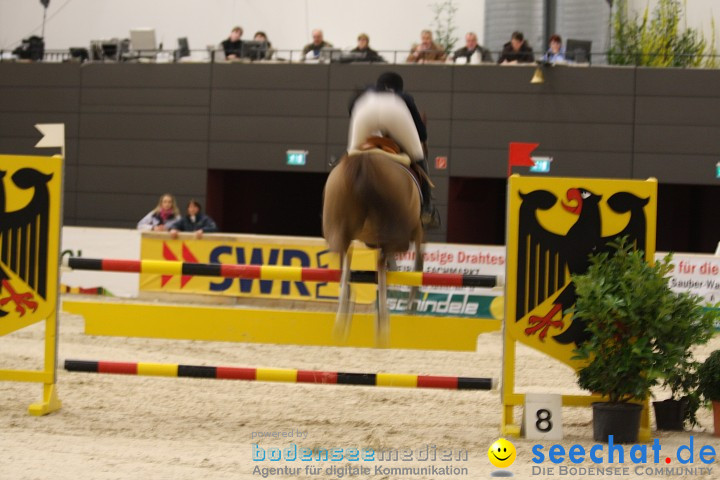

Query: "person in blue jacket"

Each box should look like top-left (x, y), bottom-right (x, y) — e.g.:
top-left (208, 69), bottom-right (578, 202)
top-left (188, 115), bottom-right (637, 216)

top-left (168, 199), bottom-right (218, 239)
top-left (542, 34), bottom-right (566, 63)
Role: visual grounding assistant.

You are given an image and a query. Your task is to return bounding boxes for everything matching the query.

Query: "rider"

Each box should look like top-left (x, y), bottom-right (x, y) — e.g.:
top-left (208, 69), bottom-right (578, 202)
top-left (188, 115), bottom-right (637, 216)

top-left (348, 71), bottom-right (440, 228)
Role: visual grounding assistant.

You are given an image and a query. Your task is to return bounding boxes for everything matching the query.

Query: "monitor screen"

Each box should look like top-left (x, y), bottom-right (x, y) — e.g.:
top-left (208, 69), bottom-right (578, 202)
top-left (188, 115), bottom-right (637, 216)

top-left (241, 40), bottom-right (268, 60)
top-left (320, 47), bottom-right (343, 63)
top-left (70, 47), bottom-right (89, 62)
top-left (130, 29), bottom-right (157, 52)
top-left (101, 43), bottom-right (118, 59)
top-left (565, 39), bottom-right (592, 63)
top-left (177, 37), bottom-right (190, 57)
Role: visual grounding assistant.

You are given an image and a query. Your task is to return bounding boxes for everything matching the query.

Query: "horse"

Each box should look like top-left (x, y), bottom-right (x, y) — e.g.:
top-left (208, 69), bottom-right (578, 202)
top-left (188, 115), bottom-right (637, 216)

top-left (322, 137), bottom-right (425, 347)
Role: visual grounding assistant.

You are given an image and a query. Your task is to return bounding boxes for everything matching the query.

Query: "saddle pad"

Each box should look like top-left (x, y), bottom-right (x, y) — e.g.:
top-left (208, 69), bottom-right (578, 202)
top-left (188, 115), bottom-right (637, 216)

top-left (347, 148), bottom-right (412, 167)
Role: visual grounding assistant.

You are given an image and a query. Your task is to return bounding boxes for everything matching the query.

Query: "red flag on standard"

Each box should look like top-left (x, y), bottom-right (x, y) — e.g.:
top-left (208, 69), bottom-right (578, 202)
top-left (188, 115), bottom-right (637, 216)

top-left (508, 142), bottom-right (539, 177)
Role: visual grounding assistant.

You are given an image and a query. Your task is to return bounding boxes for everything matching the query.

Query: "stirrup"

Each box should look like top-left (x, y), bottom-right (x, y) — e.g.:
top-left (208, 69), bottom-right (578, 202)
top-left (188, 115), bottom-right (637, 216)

top-left (421, 207), bottom-right (441, 229)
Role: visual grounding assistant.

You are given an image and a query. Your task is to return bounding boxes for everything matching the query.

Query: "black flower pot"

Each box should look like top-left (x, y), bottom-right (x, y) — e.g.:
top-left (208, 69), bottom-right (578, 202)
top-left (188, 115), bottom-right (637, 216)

top-left (653, 398), bottom-right (687, 431)
top-left (592, 402), bottom-right (642, 443)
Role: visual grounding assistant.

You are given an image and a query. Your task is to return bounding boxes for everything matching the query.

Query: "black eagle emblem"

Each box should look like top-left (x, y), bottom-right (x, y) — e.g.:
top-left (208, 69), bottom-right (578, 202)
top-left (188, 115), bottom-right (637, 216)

top-left (0, 168), bottom-right (53, 317)
top-left (515, 187), bottom-right (649, 347)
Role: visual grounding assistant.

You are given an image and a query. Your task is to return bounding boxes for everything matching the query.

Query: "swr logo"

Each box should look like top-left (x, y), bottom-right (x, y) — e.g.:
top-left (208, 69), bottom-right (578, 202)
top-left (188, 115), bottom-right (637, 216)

top-left (208, 246), bottom-right (312, 295)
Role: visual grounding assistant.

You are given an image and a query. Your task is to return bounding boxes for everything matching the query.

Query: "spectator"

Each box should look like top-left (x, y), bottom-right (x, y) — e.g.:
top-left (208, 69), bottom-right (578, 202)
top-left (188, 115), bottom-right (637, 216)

top-left (453, 32), bottom-right (493, 64)
top-left (348, 72), bottom-right (439, 228)
top-left (222, 26), bottom-right (243, 60)
top-left (406, 30), bottom-right (446, 63)
top-left (137, 194), bottom-right (181, 232)
top-left (350, 33), bottom-right (384, 63)
top-left (302, 29), bottom-right (333, 61)
top-left (168, 199), bottom-right (218, 239)
top-left (498, 31), bottom-right (535, 64)
top-left (253, 31), bottom-right (275, 60)
top-left (542, 34), bottom-right (565, 63)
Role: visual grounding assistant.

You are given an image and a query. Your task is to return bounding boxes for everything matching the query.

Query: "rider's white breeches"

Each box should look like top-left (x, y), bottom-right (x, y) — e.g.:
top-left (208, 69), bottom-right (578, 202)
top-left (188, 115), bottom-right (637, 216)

top-left (348, 91), bottom-right (424, 161)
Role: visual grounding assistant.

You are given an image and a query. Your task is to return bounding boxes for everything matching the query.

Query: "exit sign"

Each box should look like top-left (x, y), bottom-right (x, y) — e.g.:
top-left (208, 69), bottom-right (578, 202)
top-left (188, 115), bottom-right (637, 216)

top-left (716, 162), bottom-right (720, 178)
top-left (286, 150), bottom-right (307, 166)
top-left (530, 156), bottom-right (553, 173)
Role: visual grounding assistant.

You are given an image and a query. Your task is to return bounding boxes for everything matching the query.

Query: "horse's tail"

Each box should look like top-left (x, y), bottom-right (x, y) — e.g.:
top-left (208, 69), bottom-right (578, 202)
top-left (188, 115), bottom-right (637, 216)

top-left (323, 154), bottom-right (365, 253)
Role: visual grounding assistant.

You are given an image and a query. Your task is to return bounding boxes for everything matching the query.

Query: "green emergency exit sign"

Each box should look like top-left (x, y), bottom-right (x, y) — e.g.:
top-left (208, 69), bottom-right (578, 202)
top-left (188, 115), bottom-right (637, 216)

top-left (286, 150), bottom-right (307, 166)
top-left (530, 156), bottom-right (553, 173)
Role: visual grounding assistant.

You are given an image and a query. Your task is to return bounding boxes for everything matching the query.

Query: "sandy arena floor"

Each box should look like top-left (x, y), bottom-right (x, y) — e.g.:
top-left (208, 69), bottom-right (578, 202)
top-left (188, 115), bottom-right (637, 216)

top-left (1, 302), bottom-right (719, 480)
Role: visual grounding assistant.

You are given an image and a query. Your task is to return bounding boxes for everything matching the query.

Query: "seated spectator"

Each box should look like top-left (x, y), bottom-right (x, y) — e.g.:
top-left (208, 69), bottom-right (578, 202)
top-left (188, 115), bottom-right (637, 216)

top-left (498, 31), bottom-right (535, 64)
top-left (406, 30), bottom-right (446, 63)
top-left (542, 34), bottom-right (565, 63)
top-left (453, 32), bottom-right (492, 64)
top-left (137, 194), bottom-right (181, 232)
top-left (222, 26), bottom-right (243, 60)
top-left (350, 33), bottom-right (384, 63)
top-left (302, 29), bottom-right (333, 61)
top-left (252, 31), bottom-right (275, 60)
top-left (168, 199), bottom-right (218, 239)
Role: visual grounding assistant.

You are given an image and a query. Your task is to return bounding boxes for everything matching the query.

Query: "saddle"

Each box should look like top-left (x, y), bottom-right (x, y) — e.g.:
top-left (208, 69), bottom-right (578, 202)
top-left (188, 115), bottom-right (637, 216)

top-left (348, 136), bottom-right (434, 199)
top-left (349, 136), bottom-right (412, 167)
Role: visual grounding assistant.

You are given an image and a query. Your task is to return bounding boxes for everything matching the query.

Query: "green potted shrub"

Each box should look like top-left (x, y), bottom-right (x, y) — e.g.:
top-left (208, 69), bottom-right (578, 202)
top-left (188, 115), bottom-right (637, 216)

top-left (570, 238), bottom-right (716, 442)
top-left (698, 350), bottom-right (720, 437)
top-left (654, 289), bottom-right (717, 430)
top-left (654, 360), bottom-right (700, 431)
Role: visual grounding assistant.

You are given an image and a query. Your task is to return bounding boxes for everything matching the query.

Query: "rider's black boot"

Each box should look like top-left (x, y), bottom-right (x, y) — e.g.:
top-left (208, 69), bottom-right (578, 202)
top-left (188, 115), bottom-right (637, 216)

top-left (415, 159), bottom-right (441, 229)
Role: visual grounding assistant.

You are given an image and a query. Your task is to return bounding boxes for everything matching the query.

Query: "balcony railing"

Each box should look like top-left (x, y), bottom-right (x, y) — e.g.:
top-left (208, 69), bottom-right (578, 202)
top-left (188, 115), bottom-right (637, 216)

top-left (1, 48), bottom-right (718, 68)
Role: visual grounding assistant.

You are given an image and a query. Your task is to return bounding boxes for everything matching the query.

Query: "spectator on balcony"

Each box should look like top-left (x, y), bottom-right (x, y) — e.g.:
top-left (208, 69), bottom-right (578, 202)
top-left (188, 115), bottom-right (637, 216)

top-left (137, 194), bottom-right (181, 232)
top-left (253, 31), bottom-right (275, 60)
top-left (222, 26), bottom-right (243, 60)
top-left (406, 29), bottom-right (446, 63)
top-left (302, 29), bottom-right (333, 61)
top-left (498, 31), bottom-right (535, 64)
top-left (168, 199), bottom-right (218, 239)
top-left (542, 34), bottom-right (566, 63)
top-left (453, 32), bottom-right (492, 64)
top-left (350, 33), bottom-right (385, 63)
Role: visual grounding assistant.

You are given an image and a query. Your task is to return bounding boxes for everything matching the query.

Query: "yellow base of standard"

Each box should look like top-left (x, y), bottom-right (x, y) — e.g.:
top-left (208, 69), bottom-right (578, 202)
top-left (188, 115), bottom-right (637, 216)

top-left (28, 383), bottom-right (62, 416)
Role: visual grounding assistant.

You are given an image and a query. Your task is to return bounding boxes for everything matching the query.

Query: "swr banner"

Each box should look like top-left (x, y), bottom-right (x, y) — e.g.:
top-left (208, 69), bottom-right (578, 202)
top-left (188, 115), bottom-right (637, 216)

top-left (139, 234), bottom-right (378, 303)
top-left (139, 233), bottom-right (506, 318)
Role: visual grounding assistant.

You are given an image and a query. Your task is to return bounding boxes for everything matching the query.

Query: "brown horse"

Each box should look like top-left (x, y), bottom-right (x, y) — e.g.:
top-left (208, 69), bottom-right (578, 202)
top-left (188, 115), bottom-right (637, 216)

top-left (322, 141), bottom-right (424, 346)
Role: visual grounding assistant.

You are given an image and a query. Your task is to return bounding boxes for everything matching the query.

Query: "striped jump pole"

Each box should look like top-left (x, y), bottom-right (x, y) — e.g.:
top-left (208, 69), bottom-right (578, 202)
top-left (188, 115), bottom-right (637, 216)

top-left (64, 360), bottom-right (497, 391)
top-left (65, 257), bottom-right (499, 288)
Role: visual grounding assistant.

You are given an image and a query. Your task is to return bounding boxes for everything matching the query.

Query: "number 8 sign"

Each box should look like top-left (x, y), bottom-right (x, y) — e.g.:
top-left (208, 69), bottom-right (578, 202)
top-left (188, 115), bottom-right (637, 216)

top-left (523, 393), bottom-right (563, 440)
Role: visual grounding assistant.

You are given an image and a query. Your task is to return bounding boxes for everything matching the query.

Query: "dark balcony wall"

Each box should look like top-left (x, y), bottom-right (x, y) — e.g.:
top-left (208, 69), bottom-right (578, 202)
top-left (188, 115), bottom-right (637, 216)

top-left (0, 63), bottom-right (718, 250)
top-left (0, 63), bottom-right (81, 223)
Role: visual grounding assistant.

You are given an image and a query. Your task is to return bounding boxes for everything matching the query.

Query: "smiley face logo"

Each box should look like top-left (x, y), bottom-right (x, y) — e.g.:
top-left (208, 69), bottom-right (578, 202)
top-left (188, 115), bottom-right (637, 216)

top-left (488, 438), bottom-right (516, 468)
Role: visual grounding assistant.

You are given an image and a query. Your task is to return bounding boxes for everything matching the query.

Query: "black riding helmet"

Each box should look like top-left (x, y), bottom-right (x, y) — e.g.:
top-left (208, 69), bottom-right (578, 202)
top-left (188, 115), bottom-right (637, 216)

top-left (376, 72), bottom-right (404, 93)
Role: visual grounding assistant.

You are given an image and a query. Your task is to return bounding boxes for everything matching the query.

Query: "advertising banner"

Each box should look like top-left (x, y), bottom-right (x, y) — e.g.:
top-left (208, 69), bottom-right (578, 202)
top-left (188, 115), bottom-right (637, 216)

top-left (139, 234), bottom-right (378, 303)
top-left (661, 253), bottom-right (719, 306)
top-left (390, 244), bottom-right (505, 319)
top-left (139, 234), bottom-right (505, 319)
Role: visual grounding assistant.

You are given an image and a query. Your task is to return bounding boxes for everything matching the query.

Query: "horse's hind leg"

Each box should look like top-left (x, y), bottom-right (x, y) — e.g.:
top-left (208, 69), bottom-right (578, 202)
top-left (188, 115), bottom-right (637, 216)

top-left (333, 248), bottom-right (354, 342)
top-left (376, 251), bottom-right (390, 348)
top-left (407, 241), bottom-right (425, 314)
